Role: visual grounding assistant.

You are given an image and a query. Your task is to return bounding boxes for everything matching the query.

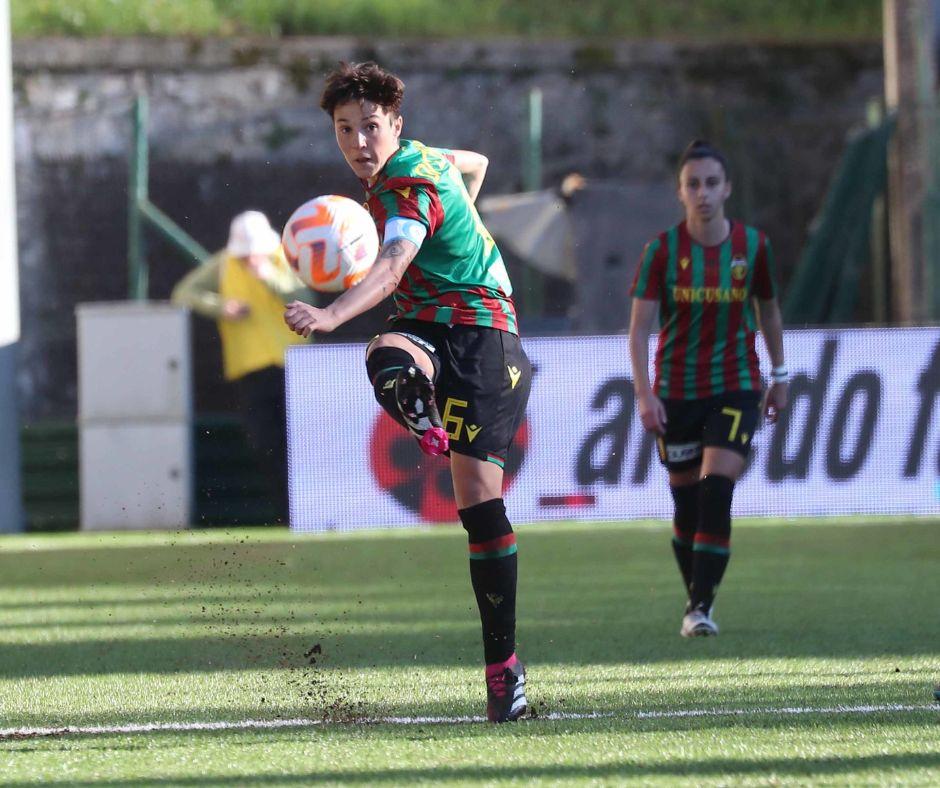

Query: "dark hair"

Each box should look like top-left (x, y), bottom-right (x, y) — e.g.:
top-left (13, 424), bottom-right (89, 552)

top-left (677, 139), bottom-right (730, 180)
top-left (319, 62), bottom-right (405, 117)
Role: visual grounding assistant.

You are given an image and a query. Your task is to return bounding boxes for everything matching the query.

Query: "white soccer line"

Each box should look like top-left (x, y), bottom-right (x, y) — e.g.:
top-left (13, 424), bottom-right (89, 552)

top-left (0, 703), bottom-right (933, 740)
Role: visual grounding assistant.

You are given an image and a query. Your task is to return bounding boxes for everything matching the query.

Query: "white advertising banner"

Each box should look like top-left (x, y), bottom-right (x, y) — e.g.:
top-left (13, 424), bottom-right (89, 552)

top-left (287, 327), bottom-right (940, 531)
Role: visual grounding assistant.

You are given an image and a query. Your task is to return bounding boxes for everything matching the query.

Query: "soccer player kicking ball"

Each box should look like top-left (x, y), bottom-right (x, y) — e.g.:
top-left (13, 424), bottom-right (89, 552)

top-left (284, 62), bottom-right (531, 722)
top-left (628, 140), bottom-right (788, 638)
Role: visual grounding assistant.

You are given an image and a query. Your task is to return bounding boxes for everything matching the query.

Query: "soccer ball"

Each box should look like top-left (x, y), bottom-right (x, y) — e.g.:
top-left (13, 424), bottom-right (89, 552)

top-left (281, 195), bottom-right (379, 293)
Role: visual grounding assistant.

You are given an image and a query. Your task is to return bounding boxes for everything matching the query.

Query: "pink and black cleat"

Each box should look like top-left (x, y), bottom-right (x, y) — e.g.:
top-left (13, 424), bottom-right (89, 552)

top-left (395, 365), bottom-right (450, 456)
top-left (486, 655), bottom-right (527, 723)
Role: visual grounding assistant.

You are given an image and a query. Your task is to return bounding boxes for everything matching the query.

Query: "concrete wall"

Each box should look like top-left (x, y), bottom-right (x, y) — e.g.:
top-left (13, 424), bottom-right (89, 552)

top-left (12, 37), bottom-right (884, 419)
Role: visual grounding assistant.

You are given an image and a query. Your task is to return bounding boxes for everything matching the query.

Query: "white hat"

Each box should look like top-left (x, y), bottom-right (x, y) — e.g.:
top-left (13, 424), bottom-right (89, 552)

top-left (226, 210), bottom-right (280, 257)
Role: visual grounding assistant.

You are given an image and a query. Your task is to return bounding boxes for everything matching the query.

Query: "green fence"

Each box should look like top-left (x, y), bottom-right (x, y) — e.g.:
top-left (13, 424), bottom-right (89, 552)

top-left (21, 418), bottom-right (281, 531)
top-left (128, 93), bottom-right (209, 299)
top-left (782, 115), bottom-right (895, 325)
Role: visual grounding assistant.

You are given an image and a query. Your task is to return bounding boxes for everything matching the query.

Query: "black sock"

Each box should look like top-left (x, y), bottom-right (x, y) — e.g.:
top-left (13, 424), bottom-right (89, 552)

top-left (459, 498), bottom-right (517, 665)
top-left (365, 346), bottom-right (415, 430)
top-left (690, 474), bottom-right (734, 612)
top-left (669, 481), bottom-right (700, 597)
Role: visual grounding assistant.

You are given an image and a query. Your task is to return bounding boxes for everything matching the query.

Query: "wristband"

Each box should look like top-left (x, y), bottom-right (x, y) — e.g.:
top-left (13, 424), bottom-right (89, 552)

top-left (771, 364), bottom-right (789, 383)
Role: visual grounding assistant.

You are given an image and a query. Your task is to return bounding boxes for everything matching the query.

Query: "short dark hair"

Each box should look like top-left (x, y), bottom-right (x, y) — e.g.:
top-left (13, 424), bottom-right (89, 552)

top-left (677, 139), bottom-right (730, 180)
top-left (319, 62), bottom-right (405, 117)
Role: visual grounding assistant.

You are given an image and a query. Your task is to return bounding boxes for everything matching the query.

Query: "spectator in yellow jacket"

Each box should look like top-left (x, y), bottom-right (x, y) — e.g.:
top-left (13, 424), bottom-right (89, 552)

top-left (172, 210), bottom-right (309, 523)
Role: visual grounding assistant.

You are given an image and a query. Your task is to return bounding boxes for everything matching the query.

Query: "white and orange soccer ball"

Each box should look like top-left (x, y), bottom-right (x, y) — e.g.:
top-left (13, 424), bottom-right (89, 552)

top-left (281, 195), bottom-right (379, 293)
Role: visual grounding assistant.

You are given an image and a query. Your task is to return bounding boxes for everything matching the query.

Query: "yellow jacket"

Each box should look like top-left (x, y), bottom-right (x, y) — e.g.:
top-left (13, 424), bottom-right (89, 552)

top-left (171, 248), bottom-right (310, 380)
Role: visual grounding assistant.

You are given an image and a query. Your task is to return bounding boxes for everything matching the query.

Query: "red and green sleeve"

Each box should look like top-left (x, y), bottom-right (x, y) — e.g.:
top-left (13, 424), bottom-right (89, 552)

top-left (376, 178), bottom-right (445, 239)
top-left (751, 232), bottom-right (777, 300)
top-left (630, 237), bottom-right (666, 299)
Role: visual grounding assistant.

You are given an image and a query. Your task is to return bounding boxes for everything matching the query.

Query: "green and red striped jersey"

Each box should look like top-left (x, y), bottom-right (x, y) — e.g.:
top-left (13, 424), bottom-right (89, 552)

top-left (364, 139), bottom-right (518, 334)
top-left (630, 220), bottom-right (778, 400)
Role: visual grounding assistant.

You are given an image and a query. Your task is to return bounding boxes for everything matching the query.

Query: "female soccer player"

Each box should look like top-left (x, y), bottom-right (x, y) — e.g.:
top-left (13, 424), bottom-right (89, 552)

top-left (629, 139), bottom-right (788, 637)
top-left (284, 62), bottom-right (530, 722)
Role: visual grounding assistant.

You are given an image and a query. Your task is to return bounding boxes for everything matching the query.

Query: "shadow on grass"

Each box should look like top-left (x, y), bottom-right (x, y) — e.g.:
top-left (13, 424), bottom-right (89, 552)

top-left (0, 618), bottom-right (937, 679)
top-left (1, 524), bottom-right (937, 679)
top-left (3, 751), bottom-right (939, 787)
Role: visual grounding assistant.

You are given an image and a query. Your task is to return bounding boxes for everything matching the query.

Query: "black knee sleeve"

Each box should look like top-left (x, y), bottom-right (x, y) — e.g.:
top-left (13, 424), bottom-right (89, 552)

top-left (365, 347), bottom-right (415, 426)
top-left (669, 482), bottom-right (700, 544)
top-left (459, 498), bottom-right (512, 543)
top-left (699, 475), bottom-right (734, 539)
top-left (365, 346), bottom-right (415, 387)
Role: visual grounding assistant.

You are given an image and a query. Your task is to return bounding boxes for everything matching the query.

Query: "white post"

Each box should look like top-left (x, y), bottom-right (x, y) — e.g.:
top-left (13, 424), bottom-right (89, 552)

top-left (0, 0), bottom-right (23, 533)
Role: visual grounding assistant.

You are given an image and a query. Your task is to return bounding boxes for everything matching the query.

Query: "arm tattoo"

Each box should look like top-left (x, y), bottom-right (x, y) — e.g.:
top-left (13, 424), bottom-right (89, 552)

top-left (381, 240), bottom-right (407, 260)
top-left (377, 240), bottom-right (417, 297)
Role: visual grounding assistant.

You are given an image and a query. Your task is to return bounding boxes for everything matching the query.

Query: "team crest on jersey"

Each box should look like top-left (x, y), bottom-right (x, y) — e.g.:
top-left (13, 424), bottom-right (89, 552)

top-left (730, 255), bottom-right (748, 280)
top-left (679, 256), bottom-right (690, 270)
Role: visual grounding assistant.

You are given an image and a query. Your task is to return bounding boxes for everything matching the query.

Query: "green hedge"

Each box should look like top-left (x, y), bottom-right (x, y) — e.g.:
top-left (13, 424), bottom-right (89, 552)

top-left (20, 416), bottom-right (280, 531)
top-left (12, 0), bottom-right (882, 39)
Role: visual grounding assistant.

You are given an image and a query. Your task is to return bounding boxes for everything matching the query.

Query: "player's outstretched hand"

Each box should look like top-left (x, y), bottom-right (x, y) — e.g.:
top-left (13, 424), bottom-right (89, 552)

top-left (637, 391), bottom-right (667, 436)
top-left (763, 381), bottom-right (789, 423)
top-left (284, 301), bottom-right (338, 338)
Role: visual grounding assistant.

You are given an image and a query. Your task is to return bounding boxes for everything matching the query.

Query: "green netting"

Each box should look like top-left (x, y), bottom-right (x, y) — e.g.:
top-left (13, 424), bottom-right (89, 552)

top-left (783, 116), bottom-right (895, 325)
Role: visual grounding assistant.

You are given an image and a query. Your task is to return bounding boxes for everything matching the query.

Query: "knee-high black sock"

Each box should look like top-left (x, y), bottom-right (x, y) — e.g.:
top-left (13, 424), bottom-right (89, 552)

top-left (669, 481), bottom-right (701, 597)
top-left (459, 498), bottom-right (517, 665)
top-left (365, 346), bottom-right (414, 430)
top-left (690, 474), bottom-right (734, 612)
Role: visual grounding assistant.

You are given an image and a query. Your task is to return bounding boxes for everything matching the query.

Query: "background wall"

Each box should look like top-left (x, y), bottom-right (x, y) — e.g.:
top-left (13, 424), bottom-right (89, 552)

top-left (12, 37), bottom-right (884, 419)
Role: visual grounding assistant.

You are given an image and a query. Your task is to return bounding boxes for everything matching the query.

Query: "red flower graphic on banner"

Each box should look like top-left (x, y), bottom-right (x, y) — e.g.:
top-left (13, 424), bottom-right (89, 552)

top-left (369, 413), bottom-right (529, 522)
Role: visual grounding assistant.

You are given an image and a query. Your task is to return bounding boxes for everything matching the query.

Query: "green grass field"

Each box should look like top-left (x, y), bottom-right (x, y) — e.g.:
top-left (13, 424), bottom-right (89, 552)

top-left (1, 518), bottom-right (938, 786)
top-left (11, 0), bottom-right (881, 40)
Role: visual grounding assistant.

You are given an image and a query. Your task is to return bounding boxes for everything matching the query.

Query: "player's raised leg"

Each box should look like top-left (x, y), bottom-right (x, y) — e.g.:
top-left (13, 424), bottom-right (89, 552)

top-left (365, 333), bottom-right (447, 454)
top-left (394, 364), bottom-right (449, 456)
top-left (451, 452), bottom-right (526, 723)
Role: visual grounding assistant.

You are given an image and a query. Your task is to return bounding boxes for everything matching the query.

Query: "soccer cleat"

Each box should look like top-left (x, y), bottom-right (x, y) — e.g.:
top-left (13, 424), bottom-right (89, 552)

top-left (934, 685), bottom-right (940, 703)
top-left (486, 659), bottom-right (527, 723)
top-left (395, 365), bottom-right (449, 456)
top-left (680, 604), bottom-right (719, 638)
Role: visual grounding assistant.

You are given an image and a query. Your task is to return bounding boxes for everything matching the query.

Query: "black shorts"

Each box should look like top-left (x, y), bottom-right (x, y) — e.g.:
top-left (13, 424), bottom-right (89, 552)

top-left (657, 390), bottom-right (762, 472)
top-left (383, 319), bottom-right (532, 466)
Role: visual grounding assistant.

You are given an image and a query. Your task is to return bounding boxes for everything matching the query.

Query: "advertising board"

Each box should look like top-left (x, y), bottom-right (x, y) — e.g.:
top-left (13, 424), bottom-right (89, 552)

top-left (287, 328), bottom-right (940, 530)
